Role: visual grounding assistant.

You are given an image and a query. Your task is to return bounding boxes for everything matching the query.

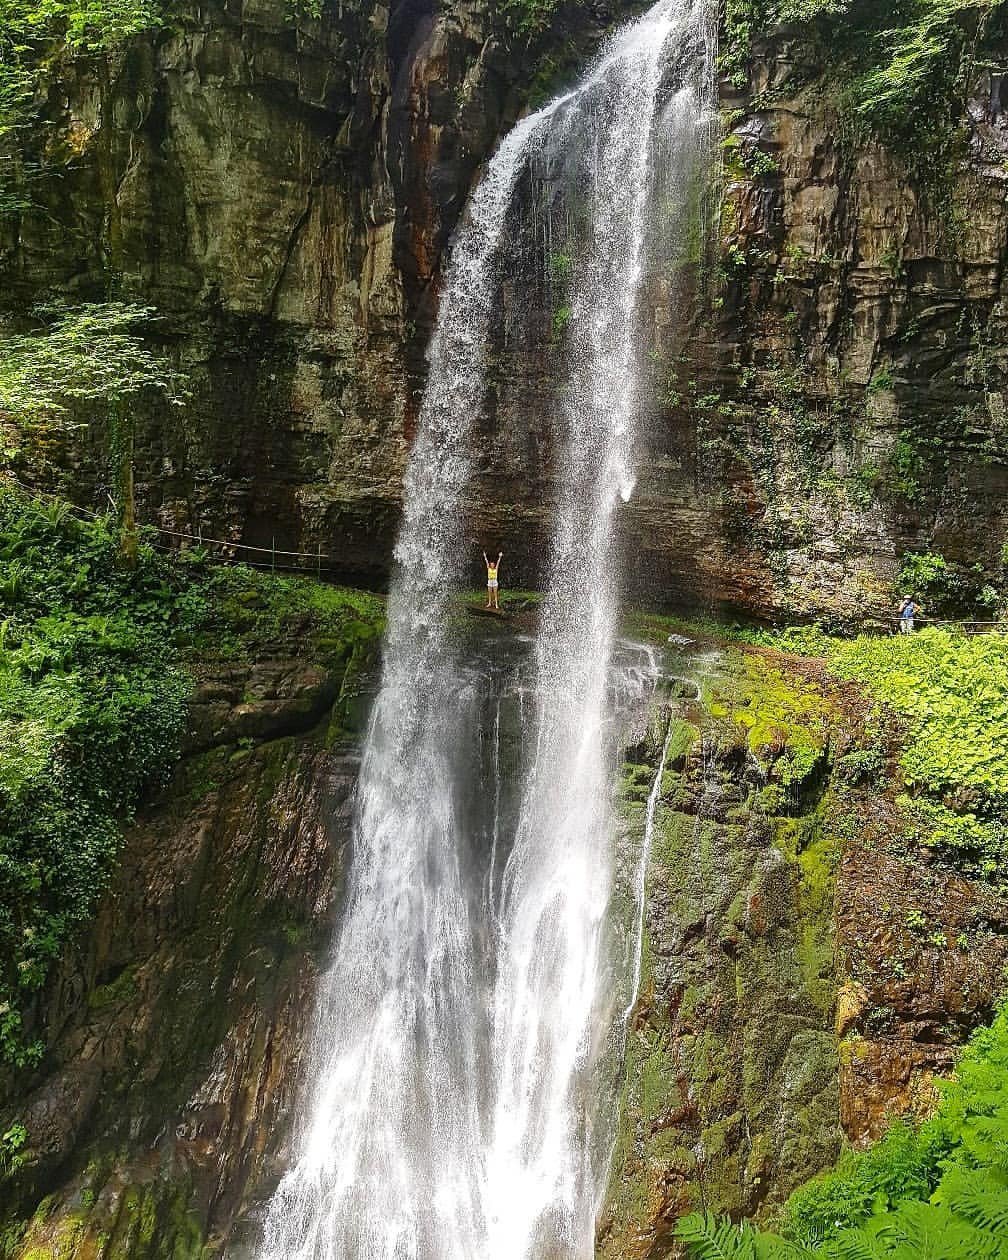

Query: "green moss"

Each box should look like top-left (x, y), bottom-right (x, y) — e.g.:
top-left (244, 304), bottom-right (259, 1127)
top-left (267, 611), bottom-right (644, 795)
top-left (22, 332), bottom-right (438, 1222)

top-left (702, 651), bottom-right (831, 795)
top-left (666, 717), bottom-right (700, 764)
top-left (88, 966), bottom-right (137, 1012)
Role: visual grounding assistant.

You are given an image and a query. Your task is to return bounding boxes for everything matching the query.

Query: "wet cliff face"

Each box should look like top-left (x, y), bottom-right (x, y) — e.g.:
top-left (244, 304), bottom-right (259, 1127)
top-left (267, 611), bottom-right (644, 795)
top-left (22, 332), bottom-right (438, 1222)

top-left (600, 631), bottom-right (1008, 1253)
top-left (5, 5), bottom-right (1008, 620)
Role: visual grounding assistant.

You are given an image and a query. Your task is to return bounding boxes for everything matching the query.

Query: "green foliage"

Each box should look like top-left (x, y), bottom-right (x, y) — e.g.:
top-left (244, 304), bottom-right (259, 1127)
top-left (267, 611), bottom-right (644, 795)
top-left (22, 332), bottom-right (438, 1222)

top-left (679, 1005), bottom-right (1008, 1258)
top-left (549, 251), bottom-right (572, 280)
top-left (0, 485), bottom-right (384, 1066)
top-left (721, 1), bottom-right (1007, 208)
top-left (847, 0), bottom-right (1002, 132)
top-left (898, 550), bottom-right (951, 599)
top-left (741, 146), bottom-right (780, 177)
top-left (884, 435), bottom-right (924, 503)
top-left (0, 303), bottom-right (188, 418)
top-left (675, 1211), bottom-right (811, 1258)
top-left (499, 0), bottom-right (559, 36)
top-left (827, 629), bottom-right (1008, 878)
top-left (735, 625), bottom-right (1008, 878)
top-left (0, 1124), bottom-right (27, 1175)
top-left (898, 551), bottom-right (1003, 618)
top-left (0, 493), bottom-right (189, 1066)
top-left (0, 0), bottom-right (164, 212)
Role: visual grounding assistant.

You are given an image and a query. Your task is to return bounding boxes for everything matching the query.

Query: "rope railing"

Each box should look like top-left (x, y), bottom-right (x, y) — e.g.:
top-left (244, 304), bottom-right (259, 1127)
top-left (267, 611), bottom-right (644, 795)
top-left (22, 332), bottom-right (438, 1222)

top-left (3, 478), bottom-right (343, 575)
top-left (153, 527), bottom-right (336, 576)
top-left (878, 616), bottom-right (1004, 631)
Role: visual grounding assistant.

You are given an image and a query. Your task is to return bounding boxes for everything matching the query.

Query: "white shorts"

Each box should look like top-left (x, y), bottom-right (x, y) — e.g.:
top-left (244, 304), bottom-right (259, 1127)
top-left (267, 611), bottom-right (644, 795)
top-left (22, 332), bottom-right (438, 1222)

top-left (488, 580), bottom-right (498, 589)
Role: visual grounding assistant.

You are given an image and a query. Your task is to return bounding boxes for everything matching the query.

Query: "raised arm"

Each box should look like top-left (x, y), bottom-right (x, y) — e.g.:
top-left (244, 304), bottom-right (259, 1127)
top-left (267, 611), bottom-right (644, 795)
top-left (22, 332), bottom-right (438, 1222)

top-left (482, 551), bottom-right (489, 567)
top-left (497, 552), bottom-right (503, 563)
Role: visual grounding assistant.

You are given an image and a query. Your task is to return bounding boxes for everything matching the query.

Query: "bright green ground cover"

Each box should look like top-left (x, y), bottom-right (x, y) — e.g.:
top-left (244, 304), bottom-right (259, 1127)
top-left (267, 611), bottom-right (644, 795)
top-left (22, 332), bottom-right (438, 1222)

top-left (677, 1003), bottom-right (1008, 1258)
top-left (0, 486), bottom-right (383, 1066)
top-left (826, 629), bottom-right (1008, 878)
top-left (630, 610), bottom-right (1008, 882)
top-left (756, 626), bottom-right (1008, 880)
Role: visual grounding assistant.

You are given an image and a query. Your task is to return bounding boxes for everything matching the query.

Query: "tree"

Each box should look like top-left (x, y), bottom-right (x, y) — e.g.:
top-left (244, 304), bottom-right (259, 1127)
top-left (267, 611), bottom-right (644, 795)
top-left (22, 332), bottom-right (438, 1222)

top-left (0, 302), bottom-right (189, 561)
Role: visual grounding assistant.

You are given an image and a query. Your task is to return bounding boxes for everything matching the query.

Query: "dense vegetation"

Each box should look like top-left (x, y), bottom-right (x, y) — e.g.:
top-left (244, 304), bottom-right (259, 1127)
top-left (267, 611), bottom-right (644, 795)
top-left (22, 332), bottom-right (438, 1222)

top-left (0, 303), bottom-right (188, 558)
top-left (829, 630), bottom-right (1008, 878)
top-left (756, 626), bottom-right (1008, 880)
top-left (0, 484), bottom-right (383, 1069)
top-left (677, 1002), bottom-right (1008, 1258)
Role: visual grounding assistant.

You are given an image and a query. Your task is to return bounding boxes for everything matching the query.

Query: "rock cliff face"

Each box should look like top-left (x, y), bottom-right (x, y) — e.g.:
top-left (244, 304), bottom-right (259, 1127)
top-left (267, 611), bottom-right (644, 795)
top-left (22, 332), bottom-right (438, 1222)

top-left (5, 4), bottom-right (1008, 620)
top-left (0, 652), bottom-right (365, 1259)
top-left (2, 0), bottom-right (630, 585)
top-left (600, 633), bottom-right (1008, 1254)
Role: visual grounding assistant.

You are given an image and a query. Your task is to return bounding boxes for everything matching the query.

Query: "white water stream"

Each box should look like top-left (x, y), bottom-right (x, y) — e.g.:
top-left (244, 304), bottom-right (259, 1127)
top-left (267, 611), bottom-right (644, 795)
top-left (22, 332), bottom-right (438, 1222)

top-left (259, 4), bottom-right (713, 1258)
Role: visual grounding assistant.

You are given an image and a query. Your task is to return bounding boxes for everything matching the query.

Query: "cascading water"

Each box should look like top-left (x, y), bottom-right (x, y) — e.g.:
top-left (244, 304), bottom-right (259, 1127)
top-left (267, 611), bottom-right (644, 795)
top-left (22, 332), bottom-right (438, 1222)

top-left (483, 9), bottom-right (713, 1254)
top-left (257, 3), bottom-right (713, 1259)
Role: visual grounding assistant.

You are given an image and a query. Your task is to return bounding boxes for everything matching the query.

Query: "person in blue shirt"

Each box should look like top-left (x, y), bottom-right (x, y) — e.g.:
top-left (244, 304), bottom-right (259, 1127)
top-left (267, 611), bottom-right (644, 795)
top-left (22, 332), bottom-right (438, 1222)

top-left (898, 594), bottom-right (920, 633)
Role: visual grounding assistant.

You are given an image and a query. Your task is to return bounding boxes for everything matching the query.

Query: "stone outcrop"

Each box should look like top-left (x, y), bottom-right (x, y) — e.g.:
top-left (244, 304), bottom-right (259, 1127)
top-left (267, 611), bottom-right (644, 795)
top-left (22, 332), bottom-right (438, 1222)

top-left (836, 845), bottom-right (1008, 1144)
top-left (0, 681), bottom-right (353, 1258)
top-left (600, 635), bottom-right (1008, 1250)
top-left (0, 609), bottom-right (385, 1260)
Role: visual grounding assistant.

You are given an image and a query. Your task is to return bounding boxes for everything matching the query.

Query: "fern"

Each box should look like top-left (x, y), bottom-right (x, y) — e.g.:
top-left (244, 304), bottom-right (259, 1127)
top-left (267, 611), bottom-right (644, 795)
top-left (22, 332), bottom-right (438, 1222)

top-left (820, 1202), bottom-right (1003, 1259)
top-left (694, 1007), bottom-right (1008, 1260)
top-left (934, 1165), bottom-right (1008, 1236)
top-left (886, 1200), bottom-right (1002, 1260)
top-left (954, 1111), bottom-right (1008, 1171)
top-left (676, 1213), bottom-right (814, 1260)
top-left (676, 1213), bottom-right (758, 1260)
top-left (818, 1217), bottom-right (891, 1260)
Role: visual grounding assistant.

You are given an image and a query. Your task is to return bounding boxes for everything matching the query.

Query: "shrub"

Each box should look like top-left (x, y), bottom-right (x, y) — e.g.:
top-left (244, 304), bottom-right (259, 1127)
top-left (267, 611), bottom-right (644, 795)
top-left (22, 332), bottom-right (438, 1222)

top-left (898, 551), bottom-right (1003, 619)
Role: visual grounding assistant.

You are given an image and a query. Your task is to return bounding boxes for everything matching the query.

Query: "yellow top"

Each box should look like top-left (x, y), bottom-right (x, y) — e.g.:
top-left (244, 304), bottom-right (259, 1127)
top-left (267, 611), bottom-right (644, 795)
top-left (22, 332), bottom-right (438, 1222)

top-left (487, 564), bottom-right (498, 580)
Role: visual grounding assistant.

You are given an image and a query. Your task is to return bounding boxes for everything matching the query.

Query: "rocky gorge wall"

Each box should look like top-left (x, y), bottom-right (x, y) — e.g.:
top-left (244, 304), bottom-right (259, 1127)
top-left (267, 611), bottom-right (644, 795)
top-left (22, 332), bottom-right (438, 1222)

top-left (5, 622), bottom-right (1005, 1259)
top-left (5, 1), bottom-right (1008, 622)
top-left (600, 629), bottom-right (1008, 1255)
top-left (0, 645), bottom-right (367, 1259)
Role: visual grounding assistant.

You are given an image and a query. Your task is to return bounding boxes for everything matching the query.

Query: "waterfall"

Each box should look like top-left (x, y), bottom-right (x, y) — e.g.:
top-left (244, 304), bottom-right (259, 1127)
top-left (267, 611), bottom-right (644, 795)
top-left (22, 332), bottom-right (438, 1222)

top-left (257, 3), bottom-right (713, 1259)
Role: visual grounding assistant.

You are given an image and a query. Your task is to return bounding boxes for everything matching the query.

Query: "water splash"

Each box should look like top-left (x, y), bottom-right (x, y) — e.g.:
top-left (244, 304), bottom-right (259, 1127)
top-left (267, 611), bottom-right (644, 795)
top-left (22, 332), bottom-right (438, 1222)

top-left (257, 3), bottom-right (714, 1258)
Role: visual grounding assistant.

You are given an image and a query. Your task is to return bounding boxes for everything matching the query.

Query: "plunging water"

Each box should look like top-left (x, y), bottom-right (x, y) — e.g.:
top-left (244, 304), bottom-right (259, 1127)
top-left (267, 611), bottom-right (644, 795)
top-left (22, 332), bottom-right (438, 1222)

top-left (259, 3), bottom-right (713, 1258)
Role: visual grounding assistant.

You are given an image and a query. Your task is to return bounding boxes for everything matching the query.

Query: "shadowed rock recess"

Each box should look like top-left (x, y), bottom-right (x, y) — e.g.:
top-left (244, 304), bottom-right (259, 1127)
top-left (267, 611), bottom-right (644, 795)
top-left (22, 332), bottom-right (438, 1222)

top-left (5, 1), bottom-right (1008, 619)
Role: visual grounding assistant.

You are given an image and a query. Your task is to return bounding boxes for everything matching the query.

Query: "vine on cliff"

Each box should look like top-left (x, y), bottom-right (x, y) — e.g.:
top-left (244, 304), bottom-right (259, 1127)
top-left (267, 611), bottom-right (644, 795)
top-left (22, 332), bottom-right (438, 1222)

top-left (721, 0), bottom-right (1007, 208)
